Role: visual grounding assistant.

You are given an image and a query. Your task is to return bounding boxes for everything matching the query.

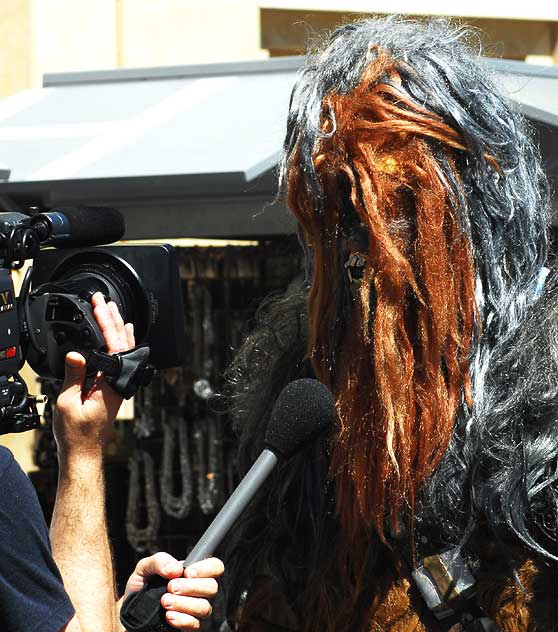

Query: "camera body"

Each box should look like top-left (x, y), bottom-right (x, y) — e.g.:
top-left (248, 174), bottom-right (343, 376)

top-left (0, 270), bottom-right (23, 375)
top-left (29, 245), bottom-right (186, 377)
top-left (0, 209), bottom-right (187, 435)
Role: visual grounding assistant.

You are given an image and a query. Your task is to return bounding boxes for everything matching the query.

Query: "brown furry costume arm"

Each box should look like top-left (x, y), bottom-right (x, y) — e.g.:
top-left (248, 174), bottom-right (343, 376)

top-left (234, 576), bottom-right (301, 632)
top-left (475, 547), bottom-right (558, 632)
top-left (235, 554), bottom-right (443, 632)
top-left (235, 533), bottom-right (558, 632)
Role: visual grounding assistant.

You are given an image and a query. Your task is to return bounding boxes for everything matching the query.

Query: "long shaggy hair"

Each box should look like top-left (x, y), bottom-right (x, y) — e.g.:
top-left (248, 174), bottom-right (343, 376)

top-left (287, 44), bottom-right (479, 542)
top-left (225, 16), bottom-right (553, 632)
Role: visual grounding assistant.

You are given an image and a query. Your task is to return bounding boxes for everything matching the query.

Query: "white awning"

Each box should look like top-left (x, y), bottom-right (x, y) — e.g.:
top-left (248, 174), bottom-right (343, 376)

top-left (0, 58), bottom-right (300, 186)
top-left (491, 59), bottom-right (558, 127)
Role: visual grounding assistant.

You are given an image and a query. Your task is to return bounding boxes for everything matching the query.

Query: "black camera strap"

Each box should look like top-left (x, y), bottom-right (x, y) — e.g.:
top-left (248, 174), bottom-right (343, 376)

top-left (83, 345), bottom-right (155, 399)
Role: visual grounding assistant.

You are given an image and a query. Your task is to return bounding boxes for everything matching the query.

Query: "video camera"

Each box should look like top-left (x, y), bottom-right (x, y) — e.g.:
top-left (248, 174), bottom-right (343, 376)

top-left (0, 206), bottom-right (186, 435)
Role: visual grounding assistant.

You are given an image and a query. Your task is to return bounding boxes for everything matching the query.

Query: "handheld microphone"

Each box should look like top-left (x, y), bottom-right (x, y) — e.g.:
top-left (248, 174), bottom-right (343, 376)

top-left (30, 206), bottom-right (125, 247)
top-left (120, 378), bottom-right (336, 632)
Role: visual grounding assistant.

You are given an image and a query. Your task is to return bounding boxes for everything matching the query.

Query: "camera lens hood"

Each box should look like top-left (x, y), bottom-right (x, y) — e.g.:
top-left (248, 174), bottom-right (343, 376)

top-left (49, 249), bottom-right (150, 344)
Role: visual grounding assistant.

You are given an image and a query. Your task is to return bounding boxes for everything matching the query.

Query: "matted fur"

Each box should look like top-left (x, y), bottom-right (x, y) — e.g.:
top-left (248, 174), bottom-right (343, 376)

top-left (287, 45), bottom-right (478, 541)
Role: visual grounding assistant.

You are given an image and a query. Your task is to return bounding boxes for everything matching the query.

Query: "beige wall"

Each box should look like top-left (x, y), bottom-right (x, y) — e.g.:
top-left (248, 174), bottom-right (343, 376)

top-left (118, 0), bottom-right (266, 68)
top-left (0, 412), bottom-right (37, 474)
top-left (0, 0), bottom-right (31, 99)
top-left (30, 0), bottom-right (117, 86)
top-left (0, 0), bottom-right (266, 99)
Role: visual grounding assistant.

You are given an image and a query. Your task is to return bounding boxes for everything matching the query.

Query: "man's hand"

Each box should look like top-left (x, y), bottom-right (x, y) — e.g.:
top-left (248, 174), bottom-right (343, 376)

top-left (120, 553), bottom-right (225, 630)
top-left (52, 292), bottom-right (135, 459)
top-left (51, 292), bottom-right (135, 632)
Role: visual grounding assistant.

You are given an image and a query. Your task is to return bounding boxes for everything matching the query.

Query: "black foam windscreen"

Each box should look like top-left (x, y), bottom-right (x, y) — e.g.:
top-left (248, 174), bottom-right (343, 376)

top-left (265, 378), bottom-right (336, 459)
top-left (52, 206), bottom-right (125, 247)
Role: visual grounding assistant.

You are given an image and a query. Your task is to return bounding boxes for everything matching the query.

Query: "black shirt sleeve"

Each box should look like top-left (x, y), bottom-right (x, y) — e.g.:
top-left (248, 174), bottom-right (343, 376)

top-left (0, 446), bottom-right (75, 632)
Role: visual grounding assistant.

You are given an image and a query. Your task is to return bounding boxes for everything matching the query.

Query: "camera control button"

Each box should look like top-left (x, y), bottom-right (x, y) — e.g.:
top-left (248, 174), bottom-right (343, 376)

top-left (54, 331), bottom-right (67, 345)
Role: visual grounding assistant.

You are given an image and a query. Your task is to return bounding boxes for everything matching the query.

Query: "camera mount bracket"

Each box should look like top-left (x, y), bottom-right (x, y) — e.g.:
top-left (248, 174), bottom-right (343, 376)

top-left (83, 345), bottom-right (155, 399)
top-left (0, 374), bottom-right (41, 432)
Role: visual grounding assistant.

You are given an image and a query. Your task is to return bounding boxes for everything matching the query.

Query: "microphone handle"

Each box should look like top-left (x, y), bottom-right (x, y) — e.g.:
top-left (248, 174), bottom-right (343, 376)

top-left (119, 449), bottom-right (278, 632)
top-left (183, 448), bottom-right (278, 566)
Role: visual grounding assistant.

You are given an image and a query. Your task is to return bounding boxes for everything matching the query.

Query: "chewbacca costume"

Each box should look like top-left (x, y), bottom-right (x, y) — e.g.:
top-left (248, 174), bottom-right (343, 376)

top-left (224, 17), bottom-right (558, 632)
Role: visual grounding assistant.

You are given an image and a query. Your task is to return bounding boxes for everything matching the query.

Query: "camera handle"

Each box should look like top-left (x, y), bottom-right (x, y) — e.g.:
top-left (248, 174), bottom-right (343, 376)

top-left (0, 374), bottom-right (41, 433)
top-left (82, 346), bottom-right (155, 399)
top-left (120, 544), bottom-right (209, 632)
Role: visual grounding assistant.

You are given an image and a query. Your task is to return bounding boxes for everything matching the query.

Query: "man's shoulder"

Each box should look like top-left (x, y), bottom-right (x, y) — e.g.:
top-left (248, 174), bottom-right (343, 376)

top-left (0, 444), bottom-right (15, 476)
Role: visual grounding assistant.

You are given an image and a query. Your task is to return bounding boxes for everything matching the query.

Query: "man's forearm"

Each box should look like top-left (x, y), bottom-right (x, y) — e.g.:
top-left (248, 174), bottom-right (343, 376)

top-left (50, 451), bottom-right (117, 632)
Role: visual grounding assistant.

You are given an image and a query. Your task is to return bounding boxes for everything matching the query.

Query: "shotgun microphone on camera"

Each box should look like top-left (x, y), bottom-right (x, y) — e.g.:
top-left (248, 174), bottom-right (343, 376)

top-left (31, 206), bottom-right (125, 248)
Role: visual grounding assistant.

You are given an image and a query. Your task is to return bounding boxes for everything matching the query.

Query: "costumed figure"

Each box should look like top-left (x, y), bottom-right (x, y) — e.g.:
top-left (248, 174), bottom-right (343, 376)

top-left (224, 16), bottom-right (558, 632)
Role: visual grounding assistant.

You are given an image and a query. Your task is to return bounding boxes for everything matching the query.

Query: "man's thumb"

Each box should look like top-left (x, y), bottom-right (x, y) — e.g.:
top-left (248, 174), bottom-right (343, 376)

top-left (136, 552), bottom-right (183, 579)
top-left (62, 352), bottom-right (86, 391)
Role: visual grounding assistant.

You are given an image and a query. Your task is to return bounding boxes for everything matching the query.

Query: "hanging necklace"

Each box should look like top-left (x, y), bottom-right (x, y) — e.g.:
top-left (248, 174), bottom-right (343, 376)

top-left (126, 449), bottom-right (160, 553)
top-left (160, 412), bottom-right (193, 519)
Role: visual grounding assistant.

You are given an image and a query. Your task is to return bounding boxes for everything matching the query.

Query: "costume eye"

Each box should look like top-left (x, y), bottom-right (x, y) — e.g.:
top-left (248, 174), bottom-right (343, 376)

top-left (345, 252), bottom-right (367, 284)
